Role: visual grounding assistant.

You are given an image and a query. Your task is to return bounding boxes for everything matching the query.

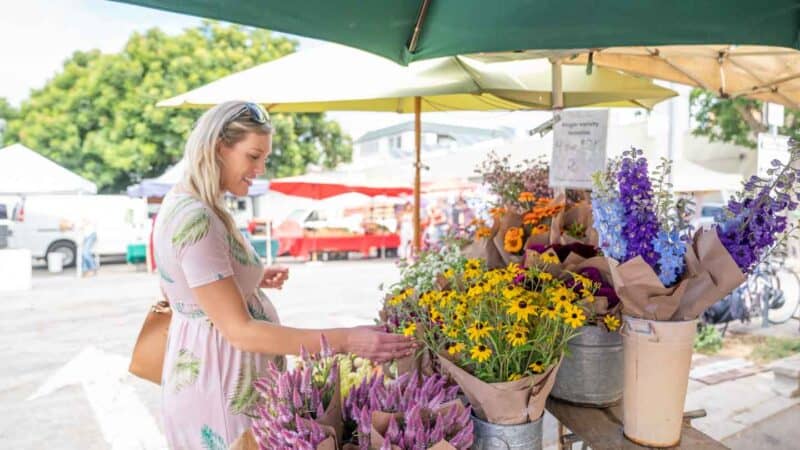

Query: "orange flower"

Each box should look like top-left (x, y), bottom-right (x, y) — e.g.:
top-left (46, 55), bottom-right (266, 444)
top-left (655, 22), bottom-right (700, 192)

top-left (503, 227), bottom-right (524, 253)
top-left (523, 212), bottom-right (541, 225)
top-left (490, 207), bottom-right (507, 220)
top-left (536, 197), bottom-right (552, 207)
top-left (518, 191), bottom-right (535, 203)
top-left (476, 226), bottom-right (492, 239)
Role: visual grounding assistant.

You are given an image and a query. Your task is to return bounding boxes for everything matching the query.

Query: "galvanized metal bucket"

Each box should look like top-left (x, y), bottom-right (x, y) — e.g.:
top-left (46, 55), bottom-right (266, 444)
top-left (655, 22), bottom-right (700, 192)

top-left (550, 325), bottom-right (623, 406)
top-left (471, 414), bottom-right (543, 450)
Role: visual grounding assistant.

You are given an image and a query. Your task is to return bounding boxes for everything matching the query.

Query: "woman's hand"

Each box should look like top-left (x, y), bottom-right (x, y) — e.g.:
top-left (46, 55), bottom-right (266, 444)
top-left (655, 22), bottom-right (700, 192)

top-left (344, 325), bottom-right (418, 363)
top-left (260, 265), bottom-right (289, 289)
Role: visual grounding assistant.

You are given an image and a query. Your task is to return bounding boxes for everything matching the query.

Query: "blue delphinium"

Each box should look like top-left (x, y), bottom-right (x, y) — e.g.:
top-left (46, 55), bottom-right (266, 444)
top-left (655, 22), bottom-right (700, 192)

top-left (617, 149), bottom-right (660, 267)
top-left (652, 229), bottom-right (686, 285)
top-left (591, 159), bottom-right (628, 260)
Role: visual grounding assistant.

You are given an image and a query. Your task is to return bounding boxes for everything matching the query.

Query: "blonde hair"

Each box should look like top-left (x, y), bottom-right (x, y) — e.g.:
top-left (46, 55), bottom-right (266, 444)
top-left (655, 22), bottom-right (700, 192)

top-left (181, 101), bottom-right (272, 243)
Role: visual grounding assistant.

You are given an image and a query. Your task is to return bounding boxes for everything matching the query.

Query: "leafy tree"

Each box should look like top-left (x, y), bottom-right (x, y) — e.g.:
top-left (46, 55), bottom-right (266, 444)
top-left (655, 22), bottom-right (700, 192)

top-left (0, 97), bottom-right (18, 121)
top-left (690, 88), bottom-right (800, 149)
top-left (6, 22), bottom-right (351, 192)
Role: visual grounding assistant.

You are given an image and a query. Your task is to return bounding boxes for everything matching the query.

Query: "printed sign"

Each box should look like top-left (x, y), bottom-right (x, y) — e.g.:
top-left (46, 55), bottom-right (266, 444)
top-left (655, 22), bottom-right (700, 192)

top-left (550, 110), bottom-right (609, 189)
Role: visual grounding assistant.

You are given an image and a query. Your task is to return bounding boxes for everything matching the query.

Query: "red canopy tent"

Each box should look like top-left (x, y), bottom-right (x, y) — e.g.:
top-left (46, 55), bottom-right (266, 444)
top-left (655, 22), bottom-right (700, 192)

top-left (268, 174), bottom-right (413, 200)
top-left (268, 174), bottom-right (412, 260)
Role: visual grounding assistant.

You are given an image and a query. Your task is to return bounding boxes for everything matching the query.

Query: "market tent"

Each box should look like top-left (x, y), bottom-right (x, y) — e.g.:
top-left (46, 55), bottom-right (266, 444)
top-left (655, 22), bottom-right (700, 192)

top-left (0, 144), bottom-right (97, 195)
top-left (127, 158), bottom-right (270, 197)
top-left (268, 173), bottom-right (413, 200)
top-left (114, 0), bottom-right (799, 65)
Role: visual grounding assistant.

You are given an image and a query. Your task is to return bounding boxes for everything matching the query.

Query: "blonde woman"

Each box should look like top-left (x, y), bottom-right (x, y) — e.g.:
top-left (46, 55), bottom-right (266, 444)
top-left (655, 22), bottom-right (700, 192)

top-left (153, 101), bottom-right (416, 449)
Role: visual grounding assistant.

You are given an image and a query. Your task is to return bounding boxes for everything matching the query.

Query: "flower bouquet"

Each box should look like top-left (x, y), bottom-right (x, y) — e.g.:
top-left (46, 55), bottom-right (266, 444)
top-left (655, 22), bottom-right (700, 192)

top-left (243, 337), bottom-right (342, 450)
top-left (415, 258), bottom-right (594, 428)
top-left (342, 371), bottom-right (472, 450)
top-left (593, 147), bottom-right (800, 446)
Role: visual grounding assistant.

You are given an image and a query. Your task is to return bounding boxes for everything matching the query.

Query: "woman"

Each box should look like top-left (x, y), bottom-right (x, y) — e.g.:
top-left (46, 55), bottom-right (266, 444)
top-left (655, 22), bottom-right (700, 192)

top-left (153, 101), bottom-right (416, 449)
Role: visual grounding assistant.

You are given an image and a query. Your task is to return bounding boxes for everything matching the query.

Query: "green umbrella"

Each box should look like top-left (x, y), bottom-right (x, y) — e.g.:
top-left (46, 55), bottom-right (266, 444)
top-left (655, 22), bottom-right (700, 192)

top-left (114, 0), bottom-right (799, 65)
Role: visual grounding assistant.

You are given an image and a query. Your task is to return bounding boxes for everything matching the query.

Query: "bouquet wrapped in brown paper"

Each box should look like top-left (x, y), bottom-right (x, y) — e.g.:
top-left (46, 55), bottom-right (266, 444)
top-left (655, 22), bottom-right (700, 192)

top-left (524, 242), bottom-right (623, 331)
top-left (549, 201), bottom-right (600, 247)
top-left (592, 148), bottom-right (800, 321)
top-left (342, 371), bottom-right (473, 449)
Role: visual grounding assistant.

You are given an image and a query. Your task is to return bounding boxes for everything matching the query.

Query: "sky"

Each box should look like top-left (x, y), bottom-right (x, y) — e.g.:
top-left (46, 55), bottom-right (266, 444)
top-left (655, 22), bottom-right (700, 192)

top-left (0, 0), bottom-right (554, 140)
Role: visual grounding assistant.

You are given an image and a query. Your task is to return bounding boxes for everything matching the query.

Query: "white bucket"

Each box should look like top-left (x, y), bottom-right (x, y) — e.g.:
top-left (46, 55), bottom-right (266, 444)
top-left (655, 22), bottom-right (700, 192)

top-left (47, 252), bottom-right (65, 273)
top-left (621, 315), bottom-right (697, 447)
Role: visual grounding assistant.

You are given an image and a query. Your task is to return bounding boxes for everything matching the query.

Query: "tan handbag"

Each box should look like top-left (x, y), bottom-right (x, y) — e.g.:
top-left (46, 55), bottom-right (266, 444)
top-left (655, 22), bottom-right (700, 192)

top-left (129, 300), bottom-right (171, 384)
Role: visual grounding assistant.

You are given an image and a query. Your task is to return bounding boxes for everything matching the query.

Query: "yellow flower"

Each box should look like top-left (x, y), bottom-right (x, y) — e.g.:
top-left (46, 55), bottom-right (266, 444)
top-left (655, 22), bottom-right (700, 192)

top-left (464, 268), bottom-right (481, 280)
top-left (503, 227), bottom-right (524, 253)
top-left (439, 291), bottom-right (456, 308)
top-left (476, 226), bottom-right (492, 239)
top-left (470, 344), bottom-right (493, 363)
top-left (531, 224), bottom-right (550, 235)
top-left (446, 342), bottom-right (465, 355)
top-left (564, 307), bottom-right (587, 329)
top-left (604, 315), bottom-right (621, 332)
top-left (430, 307), bottom-right (443, 323)
top-left (551, 286), bottom-right (576, 304)
top-left (540, 251), bottom-right (560, 264)
top-left (507, 297), bottom-right (537, 321)
top-left (581, 289), bottom-right (595, 303)
top-left (572, 274), bottom-right (591, 288)
top-left (541, 303), bottom-right (560, 320)
top-left (537, 272), bottom-right (553, 282)
top-left (502, 284), bottom-right (523, 300)
top-left (443, 325), bottom-right (459, 339)
top-left (443, 268), bottom-right (455, 279)
top-left (402, 322), bottom-right (417, 337)
top-left (508, 373), bottom-right (523, 382)
top-left (466, 259), bottom-right (482, 271)
top-left (529, 361), bottom-right (545, 374)
top-left (518, 191), bottom-right (535, 203)
top-left (388, 294), bottom-right (404, 306)
top-left (467, 321), bottom-right (494, 341)
top-left (506, 328), bottom-right (528, 347)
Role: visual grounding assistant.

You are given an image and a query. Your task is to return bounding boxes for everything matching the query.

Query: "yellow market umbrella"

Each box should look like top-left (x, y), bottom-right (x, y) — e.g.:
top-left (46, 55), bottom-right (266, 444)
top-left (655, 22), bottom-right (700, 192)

top-left (483, 46), bottom-right (800, 108)
top-left (160, 44), bottom-right (677, 250)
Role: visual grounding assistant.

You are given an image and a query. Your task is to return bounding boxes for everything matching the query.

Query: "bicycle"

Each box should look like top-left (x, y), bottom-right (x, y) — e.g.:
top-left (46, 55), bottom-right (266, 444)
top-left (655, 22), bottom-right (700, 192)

top-left (702, 252), bottom-right (800, 334)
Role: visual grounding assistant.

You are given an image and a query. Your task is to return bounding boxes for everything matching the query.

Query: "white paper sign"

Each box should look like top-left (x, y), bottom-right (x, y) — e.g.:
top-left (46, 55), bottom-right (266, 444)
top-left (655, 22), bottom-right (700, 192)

top-left (550, 110), bottom-right (609, 189)
top-left (757, 133), bottom-right (790, 177)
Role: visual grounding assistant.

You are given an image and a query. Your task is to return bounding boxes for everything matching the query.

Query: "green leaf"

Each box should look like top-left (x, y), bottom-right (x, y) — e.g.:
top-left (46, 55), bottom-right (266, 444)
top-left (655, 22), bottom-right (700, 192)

top-left (228, 353), bottom-right (259, 415)
top-left (200, 425), bottom-right (226, 450)
top-left (172, 209), bottom-right (210, 249)
top-left (227, 233), bottom-right (260, 266)
top-left (172, 349), bottom-right (201, 393)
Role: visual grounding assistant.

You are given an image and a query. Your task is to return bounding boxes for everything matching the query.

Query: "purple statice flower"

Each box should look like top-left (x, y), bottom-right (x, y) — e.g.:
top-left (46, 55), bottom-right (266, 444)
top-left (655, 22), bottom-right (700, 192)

top-left (617, 148), bottom-right (660, 267)
top-left (652, 229), bottom-right (687, 286)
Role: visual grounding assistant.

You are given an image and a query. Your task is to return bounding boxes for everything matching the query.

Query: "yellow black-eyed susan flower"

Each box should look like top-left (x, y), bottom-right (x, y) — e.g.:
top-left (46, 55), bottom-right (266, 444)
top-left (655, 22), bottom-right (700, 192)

top-left (402, 322), bottom-right (417, 337)
top-left (507, 298), bottom-right (537, 321)
top-left (506, 328), bottom-right (528, 347)
top-left (604, 315), bottom-right (621, 331)
top-left (446, 342), bottom-right (465, 355)
top-left (467, 321), bottom-right (494, 341)
top-left (529, 361), bottom-right (545, 373)
top-left (470, 344), bottom-right (492, 363)
top-left (564, 307), bottom-right (586, 329)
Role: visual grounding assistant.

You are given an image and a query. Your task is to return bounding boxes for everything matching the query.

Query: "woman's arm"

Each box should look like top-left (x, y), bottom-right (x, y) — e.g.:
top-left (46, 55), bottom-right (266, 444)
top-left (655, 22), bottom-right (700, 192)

top-left (192, 277), bottom-right (416, 361)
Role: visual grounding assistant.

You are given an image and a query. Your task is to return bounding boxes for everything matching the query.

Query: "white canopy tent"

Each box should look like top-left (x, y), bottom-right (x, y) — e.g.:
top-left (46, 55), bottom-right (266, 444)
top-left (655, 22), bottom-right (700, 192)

top-left (0, 144), bottom-right (97, 195)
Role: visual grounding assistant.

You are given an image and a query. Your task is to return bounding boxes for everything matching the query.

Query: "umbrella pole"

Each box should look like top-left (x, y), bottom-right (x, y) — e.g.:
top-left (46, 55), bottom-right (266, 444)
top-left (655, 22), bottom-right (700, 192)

top-left (550, 59), bottom-right (567, 198)
top-left (413, 96), bottom-right (422, 255)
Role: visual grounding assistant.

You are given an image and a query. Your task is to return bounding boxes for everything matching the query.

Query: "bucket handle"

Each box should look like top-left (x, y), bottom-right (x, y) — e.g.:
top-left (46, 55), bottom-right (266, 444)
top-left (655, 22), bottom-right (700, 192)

top-left (620, 320), bottom-right (659, 342)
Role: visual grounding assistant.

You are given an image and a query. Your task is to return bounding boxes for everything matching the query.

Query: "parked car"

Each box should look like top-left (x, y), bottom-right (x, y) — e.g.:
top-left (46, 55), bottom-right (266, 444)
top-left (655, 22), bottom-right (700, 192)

top-left (7, 195), bottom-right (149, 267)
top-left (692, 202), bottom-right (724, 230)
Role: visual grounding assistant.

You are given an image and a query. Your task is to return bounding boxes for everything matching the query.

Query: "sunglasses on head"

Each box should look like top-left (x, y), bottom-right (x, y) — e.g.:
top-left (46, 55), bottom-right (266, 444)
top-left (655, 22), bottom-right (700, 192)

top-left (228, 102), bottom-right (270, 126)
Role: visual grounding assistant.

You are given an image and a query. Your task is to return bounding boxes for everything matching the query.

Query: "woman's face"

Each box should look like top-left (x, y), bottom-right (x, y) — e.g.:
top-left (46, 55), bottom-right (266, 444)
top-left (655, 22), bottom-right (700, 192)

top-left (218, 132), bottom-right (271, 197)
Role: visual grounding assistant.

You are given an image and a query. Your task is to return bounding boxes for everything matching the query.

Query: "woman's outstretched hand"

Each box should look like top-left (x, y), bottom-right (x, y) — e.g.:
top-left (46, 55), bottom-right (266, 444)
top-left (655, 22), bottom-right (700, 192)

top-left (344, 325), bottom-right (418, 363)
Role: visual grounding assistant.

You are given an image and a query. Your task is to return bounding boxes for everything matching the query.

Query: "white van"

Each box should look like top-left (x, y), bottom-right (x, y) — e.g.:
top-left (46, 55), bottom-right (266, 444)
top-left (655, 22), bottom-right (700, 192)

top-left (7, 195), bottom-right (149, 267)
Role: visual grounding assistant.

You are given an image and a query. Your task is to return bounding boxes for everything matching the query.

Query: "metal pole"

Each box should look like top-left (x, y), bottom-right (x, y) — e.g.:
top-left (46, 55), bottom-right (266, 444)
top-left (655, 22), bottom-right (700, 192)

top-left (413, 96), bottom-right (422, 254)
top-left (550, 59), bottom-right (567, 198)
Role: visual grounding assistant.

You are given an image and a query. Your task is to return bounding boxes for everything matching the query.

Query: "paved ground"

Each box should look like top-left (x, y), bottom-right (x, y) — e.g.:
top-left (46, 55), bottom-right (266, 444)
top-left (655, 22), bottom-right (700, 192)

top-left (1, 260), bottom-right (798, 449)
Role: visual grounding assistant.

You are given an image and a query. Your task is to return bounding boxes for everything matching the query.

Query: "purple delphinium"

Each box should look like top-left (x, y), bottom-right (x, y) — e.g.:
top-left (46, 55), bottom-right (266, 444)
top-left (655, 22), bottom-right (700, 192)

top-left (717, 152), bottom-right (800, 272)
top-left (617, 148), bottom-right (660, 267)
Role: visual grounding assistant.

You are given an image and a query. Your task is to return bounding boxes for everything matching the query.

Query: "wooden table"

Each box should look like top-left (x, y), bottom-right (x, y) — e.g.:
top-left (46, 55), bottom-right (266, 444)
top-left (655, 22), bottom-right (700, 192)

top-left (546, 398), bottom-right (728, 450)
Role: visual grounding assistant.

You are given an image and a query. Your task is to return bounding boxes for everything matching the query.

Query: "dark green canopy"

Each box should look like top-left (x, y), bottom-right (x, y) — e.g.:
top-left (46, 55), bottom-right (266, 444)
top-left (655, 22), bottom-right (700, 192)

top-left (114, 0), bottom-right (800, 64)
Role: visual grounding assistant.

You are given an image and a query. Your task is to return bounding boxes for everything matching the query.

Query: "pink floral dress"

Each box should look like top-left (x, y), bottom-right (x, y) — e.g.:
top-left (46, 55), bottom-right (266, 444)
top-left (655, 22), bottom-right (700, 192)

top-left (153, 191), bottom-right (284, 449)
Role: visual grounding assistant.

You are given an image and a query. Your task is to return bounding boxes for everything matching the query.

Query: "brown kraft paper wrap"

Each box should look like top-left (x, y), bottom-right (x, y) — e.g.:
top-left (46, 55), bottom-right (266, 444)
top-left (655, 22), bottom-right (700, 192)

top-left (462, 234), bottom-right (506, 270)
top-left (608, 227), bottom-right (746, 321)
top-left (549, 202), bottom-right (599, 247)
top-left (317, 377), bottom-right (344, 447)
top-left (492, 212), bottom-right (525, 266)
top-left (671, 227), bottom-right (746, 320)
top-left (437, 355), bottom-right (561, 425)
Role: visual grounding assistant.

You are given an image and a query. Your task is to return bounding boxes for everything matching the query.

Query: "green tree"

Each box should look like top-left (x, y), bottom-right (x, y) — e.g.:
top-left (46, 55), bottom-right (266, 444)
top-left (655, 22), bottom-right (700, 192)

top-left (0, 97), bottom-right (18, 121)
top-left (690, 88), bottom-right (800, 149)
top-left (6, 22), bottom-right (351, 192)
